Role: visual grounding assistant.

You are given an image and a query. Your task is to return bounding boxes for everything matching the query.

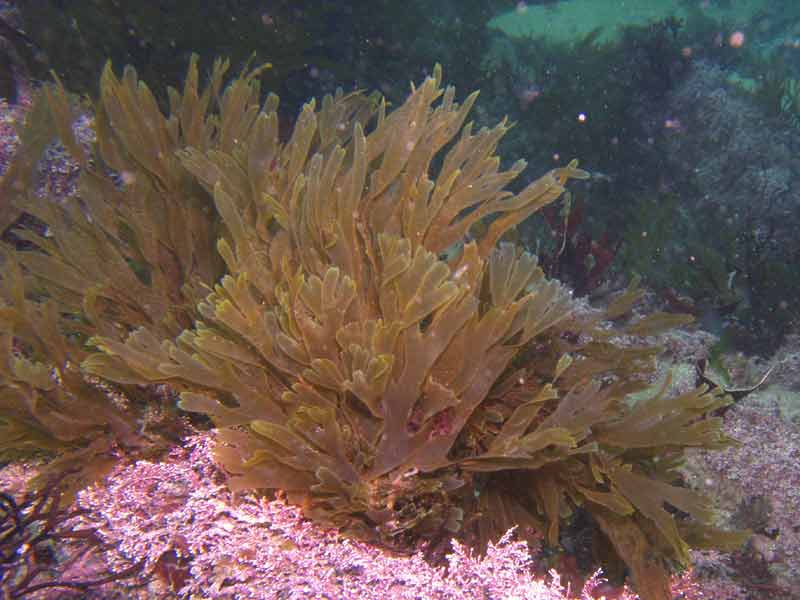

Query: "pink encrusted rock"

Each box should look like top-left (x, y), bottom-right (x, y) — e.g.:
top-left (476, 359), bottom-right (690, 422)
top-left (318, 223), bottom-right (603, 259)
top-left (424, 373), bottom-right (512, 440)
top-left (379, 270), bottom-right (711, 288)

top-left (69, 434), bottom-right (608, 599)
top-left (22, 431), bottom-right (729, 600)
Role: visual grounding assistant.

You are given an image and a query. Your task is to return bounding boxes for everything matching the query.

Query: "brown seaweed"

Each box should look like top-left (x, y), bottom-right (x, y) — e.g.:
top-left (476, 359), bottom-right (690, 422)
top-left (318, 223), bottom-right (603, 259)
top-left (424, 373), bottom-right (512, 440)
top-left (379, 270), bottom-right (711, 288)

top-left (0, 58), bottom-right (748, 600)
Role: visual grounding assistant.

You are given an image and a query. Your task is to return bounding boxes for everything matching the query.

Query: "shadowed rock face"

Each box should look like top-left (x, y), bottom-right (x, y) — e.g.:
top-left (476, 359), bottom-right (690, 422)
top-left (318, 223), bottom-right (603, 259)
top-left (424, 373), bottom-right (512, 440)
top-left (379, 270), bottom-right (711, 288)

top-left (12, 0), bottom-right (499, 118)
top-left (0, 10), bottom-right (44, 103)
top-left (0, 48), bottom-right (15, 103)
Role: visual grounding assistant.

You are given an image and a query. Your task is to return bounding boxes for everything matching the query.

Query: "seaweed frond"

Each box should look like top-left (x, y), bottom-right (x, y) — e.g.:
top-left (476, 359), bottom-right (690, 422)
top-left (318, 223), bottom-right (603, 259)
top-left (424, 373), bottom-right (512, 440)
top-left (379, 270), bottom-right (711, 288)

top-left (0, 57), bottom-right (746, 600)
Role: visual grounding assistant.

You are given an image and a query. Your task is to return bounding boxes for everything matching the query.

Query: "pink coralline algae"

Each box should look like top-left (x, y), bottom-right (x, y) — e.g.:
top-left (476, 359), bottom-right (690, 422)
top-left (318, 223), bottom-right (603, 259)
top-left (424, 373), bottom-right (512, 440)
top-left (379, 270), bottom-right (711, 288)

top-left (0, 428), bottom-right (752, 600)
top-left (63, 434), bottom-right (626, 600)
top-left (7, 427), bottom-right (740, 600)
